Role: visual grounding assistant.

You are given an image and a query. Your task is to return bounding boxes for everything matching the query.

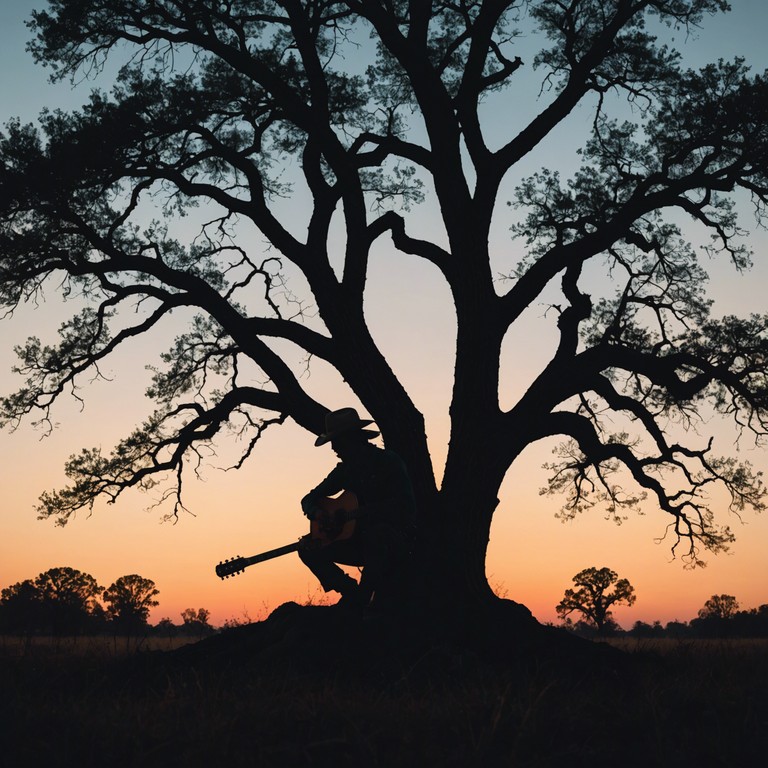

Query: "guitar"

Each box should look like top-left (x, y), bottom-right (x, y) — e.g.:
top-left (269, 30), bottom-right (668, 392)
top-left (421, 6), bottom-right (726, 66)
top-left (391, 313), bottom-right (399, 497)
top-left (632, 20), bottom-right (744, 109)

top-left (215, 490), bottom-right (360, 580)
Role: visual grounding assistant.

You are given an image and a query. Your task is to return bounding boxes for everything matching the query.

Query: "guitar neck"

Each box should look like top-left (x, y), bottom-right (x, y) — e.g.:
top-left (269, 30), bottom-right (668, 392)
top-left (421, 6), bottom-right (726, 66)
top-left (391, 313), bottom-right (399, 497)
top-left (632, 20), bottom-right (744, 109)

top-left (242, 541), bottom-right (302, 567)
top-left (216, 491), bottom-right (360, 580)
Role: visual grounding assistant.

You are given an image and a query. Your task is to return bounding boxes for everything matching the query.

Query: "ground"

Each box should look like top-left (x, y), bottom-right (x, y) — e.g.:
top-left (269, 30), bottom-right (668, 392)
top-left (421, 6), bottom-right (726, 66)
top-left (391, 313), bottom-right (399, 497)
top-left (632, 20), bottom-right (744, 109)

top-left (2, 603), bottom-right (767, 767)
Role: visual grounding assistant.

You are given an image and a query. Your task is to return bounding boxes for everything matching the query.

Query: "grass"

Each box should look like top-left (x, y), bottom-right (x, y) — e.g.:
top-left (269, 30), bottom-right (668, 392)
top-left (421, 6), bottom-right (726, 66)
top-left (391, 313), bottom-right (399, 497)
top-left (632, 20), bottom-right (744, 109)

top-left (0, 633), bottom-right (197, 656)
top-left (1, 634), bottom-right (767, 767)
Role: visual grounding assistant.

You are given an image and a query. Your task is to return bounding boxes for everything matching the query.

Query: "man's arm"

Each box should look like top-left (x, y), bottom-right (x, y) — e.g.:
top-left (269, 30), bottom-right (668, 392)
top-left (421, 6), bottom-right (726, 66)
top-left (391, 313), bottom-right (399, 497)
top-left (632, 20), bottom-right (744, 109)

top-left (300, 464), bottom-right (345, 519)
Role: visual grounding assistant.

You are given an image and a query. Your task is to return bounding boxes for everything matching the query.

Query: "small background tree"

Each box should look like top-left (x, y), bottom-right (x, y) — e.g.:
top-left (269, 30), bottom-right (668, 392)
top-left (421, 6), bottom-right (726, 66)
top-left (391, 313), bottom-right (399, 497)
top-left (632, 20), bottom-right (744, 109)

top-left (690, 593), bottom-right (740, 638)
top-left (0, 579), bottom-right (43, 635)
top-left (102, 574), bottom-right (160, 635)
top-left (556, 567), bottom-right (636, 635)
top-left (180, 608), bottom-right (214, 638)
top-left (731, 605), bottom-right (768, 638)
top-left (1, 569), bottom-right (104, 636)
top-left (697, 594), bottom-right (740, 620)
top-left (33, 567), bottom-right (102, 636)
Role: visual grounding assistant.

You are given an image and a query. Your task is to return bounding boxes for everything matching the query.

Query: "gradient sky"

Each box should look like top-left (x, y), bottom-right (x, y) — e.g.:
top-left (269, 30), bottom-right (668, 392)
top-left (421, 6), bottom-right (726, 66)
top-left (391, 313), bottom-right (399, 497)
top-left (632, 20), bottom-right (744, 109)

top-left (2, 0), bottom-right (768, 629)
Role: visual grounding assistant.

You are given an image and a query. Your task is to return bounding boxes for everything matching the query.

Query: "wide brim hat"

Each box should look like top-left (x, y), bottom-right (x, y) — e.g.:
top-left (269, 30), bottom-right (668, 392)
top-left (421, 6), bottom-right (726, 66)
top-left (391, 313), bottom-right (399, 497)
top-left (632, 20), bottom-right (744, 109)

top-left (314, 407), bottom-right (380, 446)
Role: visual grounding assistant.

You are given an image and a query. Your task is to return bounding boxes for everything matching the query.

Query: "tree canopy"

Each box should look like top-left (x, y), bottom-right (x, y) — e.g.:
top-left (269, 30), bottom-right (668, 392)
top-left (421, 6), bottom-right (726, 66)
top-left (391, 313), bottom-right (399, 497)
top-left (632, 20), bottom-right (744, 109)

top-left (180, 607), bottom-right (215, 636)
top-left (556, 565), bottom-right (636, 633)
top-left (2, 1), bottom-right (768, 608)
top-left (0, 566), bottom-right (103, 634)
top-left (697, 593), bottom-right (739, 620)
top-left (103, 573), bottom-right (160, 631)
top-left (0, 567), bottom-right (167, 634)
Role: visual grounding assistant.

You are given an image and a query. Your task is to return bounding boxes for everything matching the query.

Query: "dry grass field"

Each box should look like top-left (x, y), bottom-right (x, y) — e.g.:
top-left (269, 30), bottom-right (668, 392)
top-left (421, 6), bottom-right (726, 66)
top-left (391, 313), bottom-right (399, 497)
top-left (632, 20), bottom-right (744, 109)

top-left (604, 636), bottom-right (768, 655)
top-left (0, 633), bottom-right (198, 656)
top-left (1, 631), bottom-right (766, 767)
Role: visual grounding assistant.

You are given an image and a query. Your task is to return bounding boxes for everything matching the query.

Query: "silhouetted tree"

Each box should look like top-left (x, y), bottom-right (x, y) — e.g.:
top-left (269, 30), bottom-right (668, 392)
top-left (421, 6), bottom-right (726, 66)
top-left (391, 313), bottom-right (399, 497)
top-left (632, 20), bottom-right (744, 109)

top-left (33, 567), bottom-right (102, 635)
top-left (181, 607), bottom-right (214, 637)
top-left (690, 593), bottom-right (740, 637)
top-left (2, 2), bottom-right (768, 621)
top-left (664, 620), bottom-right (692, 638)
top-left (628, 619), bottom-right (664, 638)
top-left (697, 594), bottom-right (740, 620)
top-left (0, 579), bottom-right (43, 634)
top-left (102, 574), bottom-right (160, 634)
top-left (561, 616), bottom-right (620, 638)
top-left (154, 617), bottom-right (178, 637)
top-left (731, 605), bottom-right (768, 637)
top-left (556, 566), bottom-right (636, 635)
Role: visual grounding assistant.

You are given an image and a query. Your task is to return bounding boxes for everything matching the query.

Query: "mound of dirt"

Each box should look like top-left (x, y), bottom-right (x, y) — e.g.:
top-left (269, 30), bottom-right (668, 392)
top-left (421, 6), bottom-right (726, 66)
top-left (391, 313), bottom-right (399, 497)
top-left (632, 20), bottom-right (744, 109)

top-left (169, 599), bottom-right (624, 681)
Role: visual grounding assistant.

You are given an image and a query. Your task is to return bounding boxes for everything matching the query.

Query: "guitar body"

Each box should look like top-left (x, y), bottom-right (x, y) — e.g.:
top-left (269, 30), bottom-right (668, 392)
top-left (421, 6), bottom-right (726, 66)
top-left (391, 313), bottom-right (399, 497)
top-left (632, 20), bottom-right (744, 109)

top-left (309, 490), bottom-right (359, 546)
top-left (216, 490), bottom-right (360, 579)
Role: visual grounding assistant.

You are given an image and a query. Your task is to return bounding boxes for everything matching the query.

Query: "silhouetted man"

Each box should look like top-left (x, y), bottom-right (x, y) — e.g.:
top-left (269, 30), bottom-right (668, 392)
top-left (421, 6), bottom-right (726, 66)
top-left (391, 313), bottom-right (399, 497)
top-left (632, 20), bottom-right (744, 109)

top-left (299, 408), bottom-right (416, 610)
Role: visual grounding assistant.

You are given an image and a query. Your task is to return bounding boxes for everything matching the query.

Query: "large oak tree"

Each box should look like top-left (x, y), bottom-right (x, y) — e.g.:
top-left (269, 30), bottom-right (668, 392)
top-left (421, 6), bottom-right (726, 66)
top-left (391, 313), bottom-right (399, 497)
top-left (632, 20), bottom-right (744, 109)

top-left (2, 1), bottom-right (768, 616)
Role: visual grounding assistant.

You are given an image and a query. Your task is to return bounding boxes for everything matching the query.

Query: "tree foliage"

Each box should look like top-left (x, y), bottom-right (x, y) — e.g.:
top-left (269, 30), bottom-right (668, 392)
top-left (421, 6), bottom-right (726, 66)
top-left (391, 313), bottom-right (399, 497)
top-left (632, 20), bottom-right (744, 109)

top-left (556, 566), bottom-right (636, 633)
top-left (0, 567), bottom-right (102, 634)
top-left (2, 1), bottom-right (768, 606)
top-left (697, 593), bottom-right (739, 620)
top-left (181, 607), bottom-right (214, 636)
top-left (0, 567), bottom-right (165, 635)
top-left (102, 573), bottom-right (160, 631)
top-left (0, 579), bottom-right (43, 634)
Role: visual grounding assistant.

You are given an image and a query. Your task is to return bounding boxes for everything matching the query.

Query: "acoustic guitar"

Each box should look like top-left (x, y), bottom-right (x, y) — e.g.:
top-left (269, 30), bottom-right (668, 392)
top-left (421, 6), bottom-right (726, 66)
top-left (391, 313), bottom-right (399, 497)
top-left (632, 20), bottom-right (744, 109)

top-left (215, 490), bottom-right (359, 580)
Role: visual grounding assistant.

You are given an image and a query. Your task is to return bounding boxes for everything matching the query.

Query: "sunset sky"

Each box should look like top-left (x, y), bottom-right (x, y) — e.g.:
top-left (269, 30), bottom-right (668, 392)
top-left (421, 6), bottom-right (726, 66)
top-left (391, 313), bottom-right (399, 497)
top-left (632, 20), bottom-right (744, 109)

top-left (2, 0), bottom-right (768, 630)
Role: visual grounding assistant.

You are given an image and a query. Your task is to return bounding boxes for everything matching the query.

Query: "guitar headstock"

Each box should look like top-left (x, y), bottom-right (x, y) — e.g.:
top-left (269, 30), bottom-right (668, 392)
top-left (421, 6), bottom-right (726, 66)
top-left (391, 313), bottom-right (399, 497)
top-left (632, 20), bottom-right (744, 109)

top-left (216, 556), bottom-right (247, 579)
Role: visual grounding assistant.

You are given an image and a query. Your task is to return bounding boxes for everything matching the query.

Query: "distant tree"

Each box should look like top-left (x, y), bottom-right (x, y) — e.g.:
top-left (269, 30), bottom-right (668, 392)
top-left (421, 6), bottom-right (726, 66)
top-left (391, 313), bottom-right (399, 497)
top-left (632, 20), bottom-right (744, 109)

top-left (154, 617), bottom-right (178, 637)
top-left (102, 574), bottom-right (160, 634)
top-left (664, 620), bottom-right (691, 638)
top-left (560, 616), bottom-right (618, 638)
top-left (0, 579), bottom-right (43, 634)
top-left (628, 619), bottom-right (663, 638)
top-left (556, 567), bottom-right (636, 635)
top-left (181, 608), bottom-right (214, 637)
top-left (629, 620), bottom-right (651, 637)
top-left (690, 594), bottom-right (740, 637)
top-left (754, 604), bottom-right (768, 632)
top-left (698, 594), bottom-right (740, 620)
top-left (33, 567), bottom-right (102, 635)
top-left (88, 601), bottom-right (109, 634)
top-left (731, 605), bottom-right (768, 638)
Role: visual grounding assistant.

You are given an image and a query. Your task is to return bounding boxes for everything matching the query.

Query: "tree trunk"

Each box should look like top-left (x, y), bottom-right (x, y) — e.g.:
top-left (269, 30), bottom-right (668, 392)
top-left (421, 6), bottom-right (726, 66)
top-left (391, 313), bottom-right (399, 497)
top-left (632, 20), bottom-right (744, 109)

top-left (423, 482), bottom-right (499, 609)
top-left (392, 438), bottom-right (539, 647)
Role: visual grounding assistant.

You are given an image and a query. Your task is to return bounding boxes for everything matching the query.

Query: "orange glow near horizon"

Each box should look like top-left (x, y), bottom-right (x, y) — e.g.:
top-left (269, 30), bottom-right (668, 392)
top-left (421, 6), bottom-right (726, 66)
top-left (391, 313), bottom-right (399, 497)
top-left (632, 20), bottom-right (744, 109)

top-left (4, 411), bottom-right (768, 630)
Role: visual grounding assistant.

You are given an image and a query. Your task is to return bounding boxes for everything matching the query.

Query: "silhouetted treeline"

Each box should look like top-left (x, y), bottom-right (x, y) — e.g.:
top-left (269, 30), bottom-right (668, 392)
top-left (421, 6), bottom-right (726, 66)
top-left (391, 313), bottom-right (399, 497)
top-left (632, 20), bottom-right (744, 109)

top-left (563, 595), bottom-right (768, 639)
top-left (629, 606), bottom-right (768, 639)
top-left (1, 567), bottom-right (105, 636)
top-left (0, 567), bottom-right (215, 637)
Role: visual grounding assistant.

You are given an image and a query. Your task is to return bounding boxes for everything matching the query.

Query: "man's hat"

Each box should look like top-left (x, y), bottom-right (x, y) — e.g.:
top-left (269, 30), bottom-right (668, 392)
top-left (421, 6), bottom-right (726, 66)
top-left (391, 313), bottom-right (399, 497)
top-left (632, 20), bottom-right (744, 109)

top-left (314, 407), bottom-right (380, 446)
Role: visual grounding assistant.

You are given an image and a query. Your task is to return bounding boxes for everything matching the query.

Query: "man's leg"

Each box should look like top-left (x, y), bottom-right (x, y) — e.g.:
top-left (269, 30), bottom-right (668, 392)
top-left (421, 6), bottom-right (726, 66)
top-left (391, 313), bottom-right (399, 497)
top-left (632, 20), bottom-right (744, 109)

top-left (355, 523), bottom-right (408, 607)
top-left (298, 542), bottom-right (359, 598)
